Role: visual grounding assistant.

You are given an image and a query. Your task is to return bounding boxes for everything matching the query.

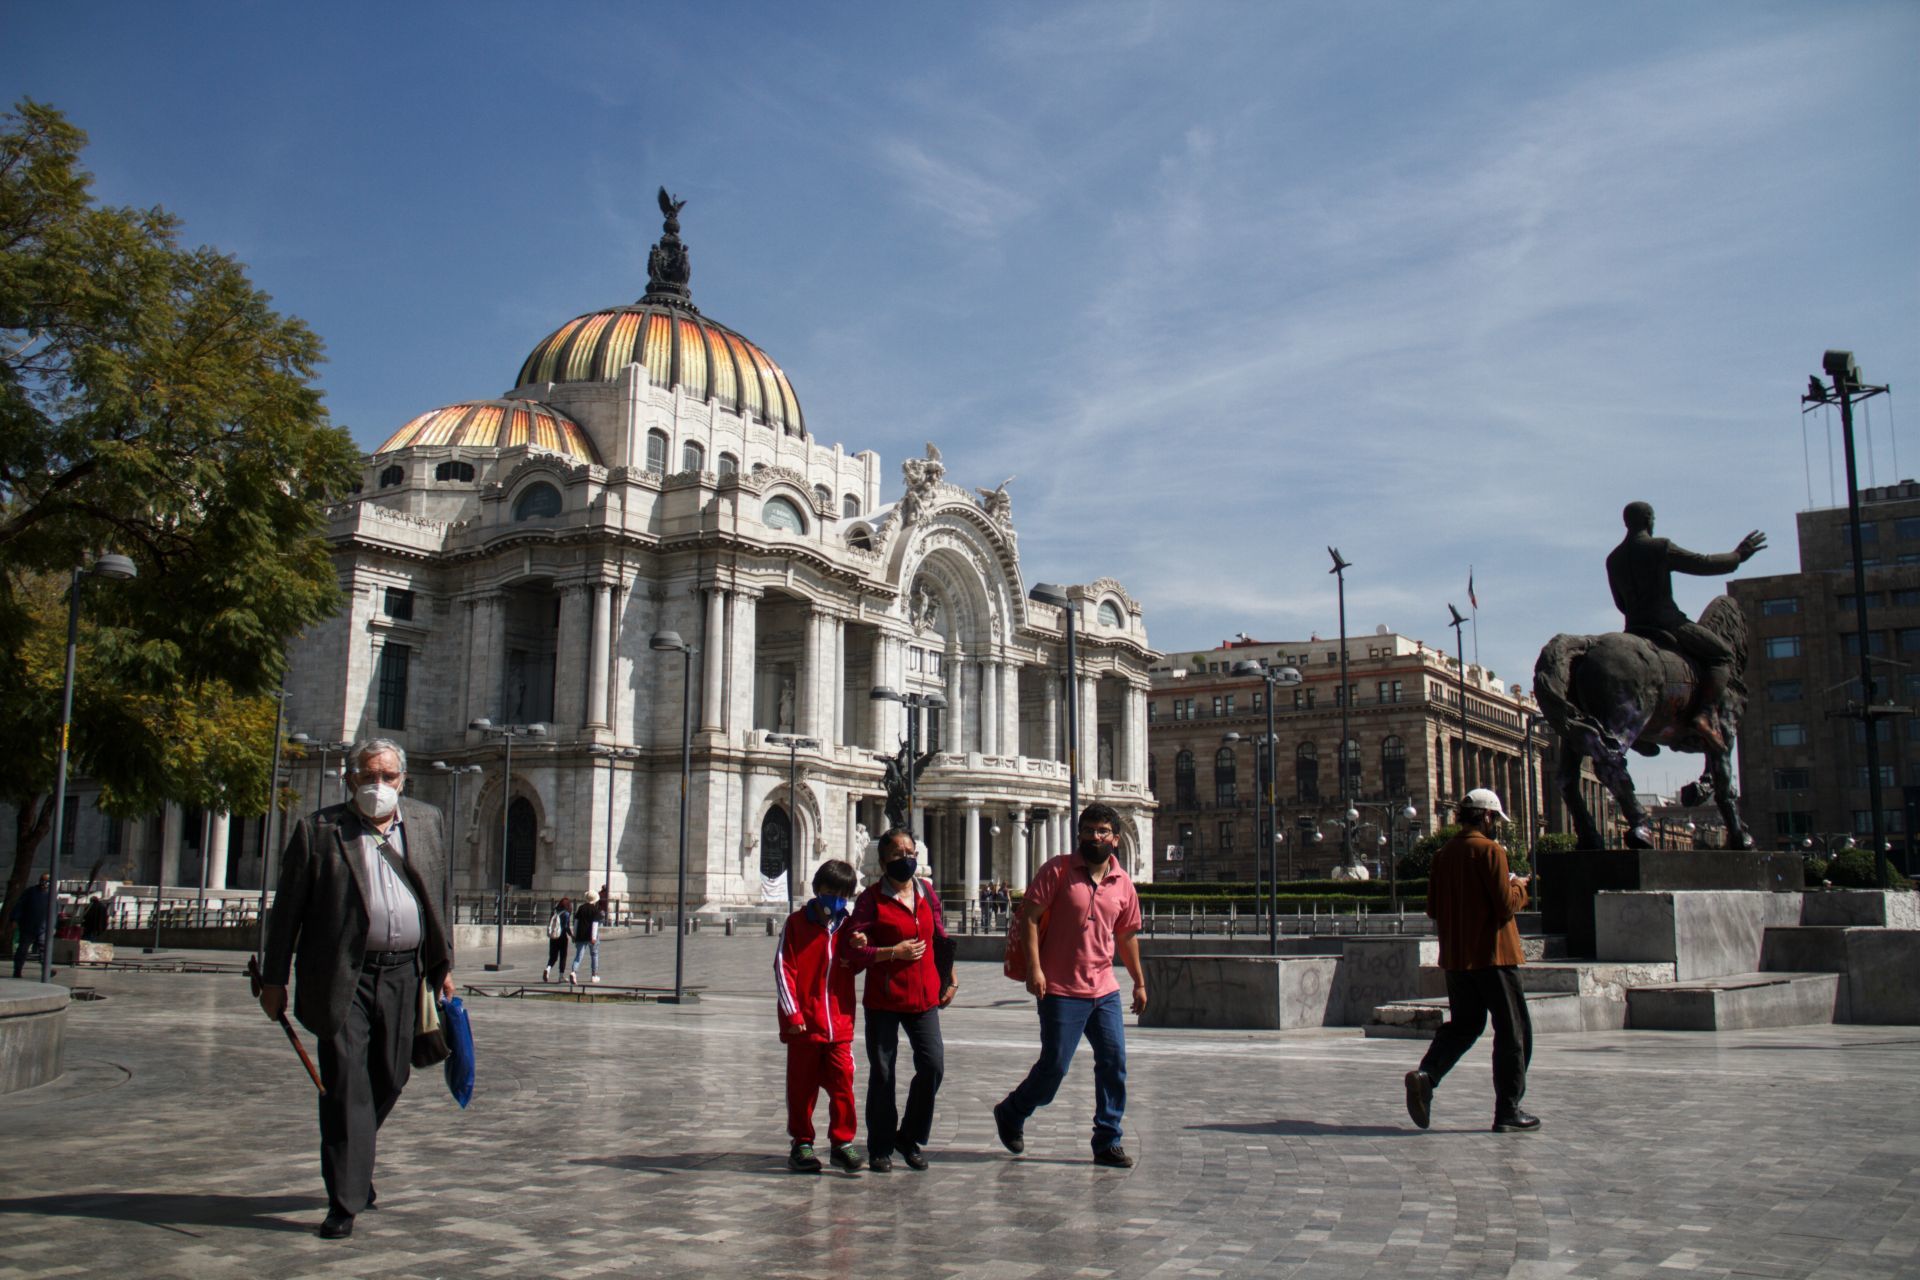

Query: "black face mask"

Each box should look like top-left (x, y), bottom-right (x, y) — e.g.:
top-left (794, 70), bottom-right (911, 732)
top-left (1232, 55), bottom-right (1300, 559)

top-left (885, 856), bottom-right (917, 883)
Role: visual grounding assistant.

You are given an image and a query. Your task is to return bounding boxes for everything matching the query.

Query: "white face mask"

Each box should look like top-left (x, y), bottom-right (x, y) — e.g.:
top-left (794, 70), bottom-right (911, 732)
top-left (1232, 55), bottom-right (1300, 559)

top-left (354, 782), bottom-right (399, 821)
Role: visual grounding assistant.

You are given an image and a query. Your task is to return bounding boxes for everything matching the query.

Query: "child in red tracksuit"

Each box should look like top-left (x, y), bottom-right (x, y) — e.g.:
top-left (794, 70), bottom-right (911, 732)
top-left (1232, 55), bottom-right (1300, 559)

top-left (774, 859), bottom-right (864, 1174)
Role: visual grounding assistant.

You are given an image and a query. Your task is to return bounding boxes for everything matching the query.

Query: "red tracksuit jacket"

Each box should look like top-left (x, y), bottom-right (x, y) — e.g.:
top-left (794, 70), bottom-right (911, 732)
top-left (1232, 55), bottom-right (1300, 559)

top-left (774, 904), bottom-right (856, 1043)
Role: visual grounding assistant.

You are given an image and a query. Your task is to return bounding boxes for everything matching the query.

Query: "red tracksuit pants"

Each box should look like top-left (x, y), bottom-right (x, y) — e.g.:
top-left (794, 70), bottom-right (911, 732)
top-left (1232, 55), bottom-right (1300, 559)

top-left (785, 1039), bottom-right (856, 1146)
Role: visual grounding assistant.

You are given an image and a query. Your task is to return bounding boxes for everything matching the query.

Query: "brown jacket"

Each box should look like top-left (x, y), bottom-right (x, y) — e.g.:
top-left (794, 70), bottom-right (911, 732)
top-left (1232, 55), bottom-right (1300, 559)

top-left (1427, 828), bottom-right (1528, 970)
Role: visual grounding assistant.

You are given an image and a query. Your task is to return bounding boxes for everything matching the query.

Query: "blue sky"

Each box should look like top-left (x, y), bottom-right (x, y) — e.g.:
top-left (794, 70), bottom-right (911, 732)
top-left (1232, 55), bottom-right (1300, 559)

top-left (8, 2), bottom-right (1917, 788)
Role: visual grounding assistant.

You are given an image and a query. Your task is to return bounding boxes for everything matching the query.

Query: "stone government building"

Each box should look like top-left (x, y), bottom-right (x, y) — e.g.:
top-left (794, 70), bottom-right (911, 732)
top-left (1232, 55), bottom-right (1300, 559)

top-left (277, 198), bottom-right (1156, 910)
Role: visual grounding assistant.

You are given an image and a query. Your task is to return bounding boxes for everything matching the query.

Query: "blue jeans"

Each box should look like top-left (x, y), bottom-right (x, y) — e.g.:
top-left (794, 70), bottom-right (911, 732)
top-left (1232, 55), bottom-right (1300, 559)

top-left (570, 940), bottom-right (598, 975)
top-left (1003, 991), bottom-right (1127, 1150)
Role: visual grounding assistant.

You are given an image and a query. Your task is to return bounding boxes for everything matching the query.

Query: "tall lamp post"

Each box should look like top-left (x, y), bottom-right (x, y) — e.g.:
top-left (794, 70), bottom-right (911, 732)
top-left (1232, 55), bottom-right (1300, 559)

top-left (432, 761), bottom-right (483, 929)
top-left (868, 687), bottom-right (947, 846)
top-left (41, 552), bottom-right (137, 982)
top-left (468, 718), bottom-right (546, 971)
top-left (288, 733), bottom-right (351, 808)
top-left (1230, 659), bottom-right (1303, 951)
top-left (1327, 548), bottom-right (1356, 871)
top-left (1028, 583), bottom-right (1080, 823)
top-left (650, 631), bottom-right (696, 1004)
top-left (1447, 603), bottom-right (1470, 792)
top-left (766, 733), bottom-right (821, 913)
top-left (585, 745), bottom-right (641, 917)
top-left (1348, 800), bottom-right (1419, 913)
top-left (254, 688), bottom-right (290, 960)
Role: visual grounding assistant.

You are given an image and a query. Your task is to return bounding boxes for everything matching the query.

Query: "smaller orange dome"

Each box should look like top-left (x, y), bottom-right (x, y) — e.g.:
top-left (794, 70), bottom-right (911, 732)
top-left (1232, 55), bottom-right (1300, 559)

top-left (373, 399), bottom-right (599, 465)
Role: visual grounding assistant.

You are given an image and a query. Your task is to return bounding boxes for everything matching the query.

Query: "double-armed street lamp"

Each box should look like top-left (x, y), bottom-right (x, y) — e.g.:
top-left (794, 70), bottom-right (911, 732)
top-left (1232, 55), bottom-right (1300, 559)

top-left (649, 631), bottom-right (696, 1004)
top-left (1346, 800), bottom-right (1419, 913)
top-left (432, 761), bottom-right (483, 927)
top-left (868, 687), bottom-right (947, 845)
top-left (468, 718), bottom-right (546, 971)
top-left (585, 745), bottom-right (642, 916)
top-left (765, 733), bottom-right (822, 912)
top-left (1228, 658), bottom-right (1303, 952)
top-left (41, 552), bottom-right (137, 983)
top-left (1027, 583), bottom-right (1080, 823)
top-left (288, 733), bottom-right (352, 808)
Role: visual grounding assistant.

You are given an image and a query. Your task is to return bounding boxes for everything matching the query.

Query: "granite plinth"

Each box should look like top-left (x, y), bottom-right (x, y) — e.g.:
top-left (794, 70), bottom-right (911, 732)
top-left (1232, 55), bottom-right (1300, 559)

top-left (1327, 937), bottom-right (1438, 1026)
top-left (1627, 972), bottom-right (1839, 1031)
top-left (0, 979), bottom-right (69, 1095)
top-left (1759, 927), bottom-right (1920, 1023)
top-left (1140, 955), bottom-right (1340, 1029)
top-left (1799, 889), bottom-right (1920, 929)
top-left (1540, 849), bottom-right (1799, 959)
top-left (1596, 890), bottom-right (1803, 980)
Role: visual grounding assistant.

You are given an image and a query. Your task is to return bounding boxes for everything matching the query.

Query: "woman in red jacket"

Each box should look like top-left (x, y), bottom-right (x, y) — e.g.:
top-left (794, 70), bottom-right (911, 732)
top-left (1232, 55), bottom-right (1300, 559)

top-left (844, 828), bottom-right (957, 1171)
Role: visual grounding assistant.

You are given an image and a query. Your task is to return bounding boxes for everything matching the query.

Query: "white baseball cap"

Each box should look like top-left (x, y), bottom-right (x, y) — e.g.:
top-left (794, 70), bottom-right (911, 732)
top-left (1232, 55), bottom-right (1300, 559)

top-left (1460, 788), bottom-right (1507, 818)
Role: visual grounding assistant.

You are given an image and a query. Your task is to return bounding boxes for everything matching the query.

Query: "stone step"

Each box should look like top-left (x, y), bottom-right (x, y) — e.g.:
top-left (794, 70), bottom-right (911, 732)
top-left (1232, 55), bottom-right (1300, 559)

top-left (1403, 960), bottom-right (1674, 1002)
top-left (1760, 926), bottom-right (1920, 1024)
top-left (1626, 971), bottom-right (1839, 1031)
top-left (1363, 989), bottom-right (1626, 1039)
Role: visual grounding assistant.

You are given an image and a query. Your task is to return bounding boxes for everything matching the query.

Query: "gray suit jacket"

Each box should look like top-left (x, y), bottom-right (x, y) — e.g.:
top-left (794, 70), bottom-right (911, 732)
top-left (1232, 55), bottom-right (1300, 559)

top-left (263, 797), bottom-right (455, 1041)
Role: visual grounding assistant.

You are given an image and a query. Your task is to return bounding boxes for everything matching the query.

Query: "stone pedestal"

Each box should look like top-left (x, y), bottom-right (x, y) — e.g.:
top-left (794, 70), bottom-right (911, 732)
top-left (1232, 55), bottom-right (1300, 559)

top-left (1540, 849), bottom-right (1800, 958)
top-left (1140, 955), bottom-right (1340, 1030)
top-left (1596, 890), bottom-right (1802, 980)
top-left (0, 980), bottom-right (68, 1095)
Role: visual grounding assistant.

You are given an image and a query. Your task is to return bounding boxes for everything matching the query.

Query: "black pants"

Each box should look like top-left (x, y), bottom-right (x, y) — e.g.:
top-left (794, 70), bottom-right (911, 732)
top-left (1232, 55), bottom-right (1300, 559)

top-left (317, 953), bottom-right (417, 1218)
top-left (864, 1007), bottom-right (944, 1155)
top-left (546, 937), bottom-right (568, 972)
top-left (1419, 966), bottom-right (1533, 1119)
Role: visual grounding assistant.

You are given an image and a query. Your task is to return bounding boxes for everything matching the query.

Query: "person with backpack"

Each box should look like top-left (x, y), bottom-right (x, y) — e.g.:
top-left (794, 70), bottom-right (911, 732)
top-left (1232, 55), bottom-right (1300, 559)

top-left (568, 890), bottom-right (601, 984)
top-left (542, 896), bottom-right (573, 982)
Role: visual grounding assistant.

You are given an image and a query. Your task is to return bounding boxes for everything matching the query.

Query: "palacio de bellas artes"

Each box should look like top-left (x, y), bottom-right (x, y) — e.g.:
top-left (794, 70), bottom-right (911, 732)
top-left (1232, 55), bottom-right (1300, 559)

top-left (281, 193), bottom-right (1154, 912)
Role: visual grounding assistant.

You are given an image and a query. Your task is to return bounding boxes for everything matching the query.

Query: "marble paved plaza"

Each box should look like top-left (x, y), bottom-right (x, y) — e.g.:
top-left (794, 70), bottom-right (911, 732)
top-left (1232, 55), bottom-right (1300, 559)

top-left (1, 931), bottom-right (1916, 1279)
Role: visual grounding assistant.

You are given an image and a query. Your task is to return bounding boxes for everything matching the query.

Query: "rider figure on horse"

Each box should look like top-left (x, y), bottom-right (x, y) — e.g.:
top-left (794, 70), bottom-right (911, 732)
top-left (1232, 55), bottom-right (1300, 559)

top-left (1604, 501), bottom-right (1767, 754)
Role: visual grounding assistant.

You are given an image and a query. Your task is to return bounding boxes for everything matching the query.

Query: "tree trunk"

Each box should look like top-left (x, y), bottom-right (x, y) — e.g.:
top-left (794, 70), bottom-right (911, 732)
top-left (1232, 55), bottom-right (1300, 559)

top-left (2, 794), bottom-right (53, 941)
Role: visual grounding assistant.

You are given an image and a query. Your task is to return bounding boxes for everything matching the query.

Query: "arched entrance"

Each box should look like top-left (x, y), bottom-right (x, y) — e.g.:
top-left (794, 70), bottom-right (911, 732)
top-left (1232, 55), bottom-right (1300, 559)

top-left (506, 797), bottom-right (537, 889)
top-left (761, 805), bottom-right (792, 882)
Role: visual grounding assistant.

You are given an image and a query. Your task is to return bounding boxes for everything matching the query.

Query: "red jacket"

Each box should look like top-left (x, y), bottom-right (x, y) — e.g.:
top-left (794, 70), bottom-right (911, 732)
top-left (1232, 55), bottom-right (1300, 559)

top-left (844, 880), bottom-right (953, 1013)
top-left (775, 904), bottom-right (856, 1043)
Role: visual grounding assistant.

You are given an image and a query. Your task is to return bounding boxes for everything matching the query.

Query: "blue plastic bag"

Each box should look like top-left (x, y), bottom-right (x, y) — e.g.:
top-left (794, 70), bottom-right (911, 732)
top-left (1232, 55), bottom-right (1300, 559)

top-left (440, 995), bottom-right (475, 1108)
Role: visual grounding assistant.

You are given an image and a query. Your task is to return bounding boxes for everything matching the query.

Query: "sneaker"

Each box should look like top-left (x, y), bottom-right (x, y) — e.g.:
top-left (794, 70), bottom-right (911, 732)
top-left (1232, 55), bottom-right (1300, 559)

top-left (566, 971), bottom-right (577, 986)
top-left (1405, 1070), bottom-right (1433, 1130)
top-left (896, 1141), bottom-right (928, 1171)
top-left (829, 1144), bottom-right (864, 1173)
top-left (992, 1100), bottom-right (1024, 1154)
top-left (788, 1142), bottom-right (822, 1173)
top-left (541, 967), bottom-right (551, 982)
top-left (1492, 1110), bottom-right (1541, 1133)
top-left (590, 975), bottom-right (601, 984)
top-left (868, 1150), bottom-right (893, 1173)
top-left (1092, 1145), bottom-right (1135, 1168)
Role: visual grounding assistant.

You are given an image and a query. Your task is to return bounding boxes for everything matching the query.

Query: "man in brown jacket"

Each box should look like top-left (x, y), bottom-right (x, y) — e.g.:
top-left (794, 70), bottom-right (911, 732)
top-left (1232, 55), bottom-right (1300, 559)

top-left (1404, 788), bottom-right (1537, 1133)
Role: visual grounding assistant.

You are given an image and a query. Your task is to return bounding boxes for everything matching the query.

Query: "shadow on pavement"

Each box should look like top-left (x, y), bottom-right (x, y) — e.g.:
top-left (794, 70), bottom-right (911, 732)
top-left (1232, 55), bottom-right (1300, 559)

top-left (0, 1192), bottom-right (321, 1234)
top-left (1189, 1119), bottom-right (1421, 1138)
top-left (573, 1152), bottom-right (792, 1177)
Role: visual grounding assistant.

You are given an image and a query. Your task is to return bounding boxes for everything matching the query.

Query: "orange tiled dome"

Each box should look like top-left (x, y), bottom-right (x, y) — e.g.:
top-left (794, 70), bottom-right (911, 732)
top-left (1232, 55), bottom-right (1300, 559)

top-left (373, 399), bottom-right (599, 463)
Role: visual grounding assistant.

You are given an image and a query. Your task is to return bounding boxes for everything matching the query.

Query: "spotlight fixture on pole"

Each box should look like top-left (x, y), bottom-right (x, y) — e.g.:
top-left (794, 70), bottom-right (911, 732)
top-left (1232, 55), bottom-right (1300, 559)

top-left (765, 733), bottom-right (821, 913)
top-left (1447, 602), bottom-right (1470, 795)
top-left (1229, 658), bottom-right (1302, 953)
top-left (432, 761), bottom-right (484, 928)
top-left (650, 631), bottom-right (697, 1003)
top-left (585, 745), bottom-right (642, 914)
top-left (468, 718), bottom-right (546, 971)
top-left (1328, 548), bottom-right (1356, 872)
top-left (41, 552), bottom-right (136, 982)
top-left (1028, 583), bottom-right (1079, 823)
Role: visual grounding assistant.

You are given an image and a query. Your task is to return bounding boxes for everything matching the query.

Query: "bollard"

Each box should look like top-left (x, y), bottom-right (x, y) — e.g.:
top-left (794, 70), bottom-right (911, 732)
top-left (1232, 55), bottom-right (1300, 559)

top-left (683, 917), bottom-right (695, 935)
top-left (725, 918), bottom-right (736, 937)
top-left (766, 917), bottom-right (777, 937)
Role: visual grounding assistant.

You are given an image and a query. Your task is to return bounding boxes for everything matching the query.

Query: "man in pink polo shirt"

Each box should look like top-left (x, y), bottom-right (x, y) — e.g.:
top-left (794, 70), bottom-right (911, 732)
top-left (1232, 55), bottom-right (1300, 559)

top-left (992, 802), bottom-right (1146, 1168)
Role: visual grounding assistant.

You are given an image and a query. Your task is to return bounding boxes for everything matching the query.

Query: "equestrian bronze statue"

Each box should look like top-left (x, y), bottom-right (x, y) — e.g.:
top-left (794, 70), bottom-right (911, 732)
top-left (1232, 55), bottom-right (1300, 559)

top-left (1533, 503), bottom-right (1766, 850)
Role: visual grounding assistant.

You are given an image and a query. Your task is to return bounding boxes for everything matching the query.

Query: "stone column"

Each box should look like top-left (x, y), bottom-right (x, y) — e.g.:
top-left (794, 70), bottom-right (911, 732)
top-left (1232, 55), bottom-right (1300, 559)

top-left (1080, 674), bottom-right (1100, 783)
top-left (727, 590), bottom-right (759, 734)
top-left (552, 583), bottom-right (589, 727)
top-left (979, 660), bottom-right (999, 755)
top-left (832, 617), bottom-right (847, 746)
top-left (586, 582), bottom-right (613, 728)
top-left (1010, 807), bottom-right (1030, 892)
top-left (464, 594), bottom-right (502, 725)
top-left (872, 635), bottom-right (900, 750)
top-left (963, 800), bottom-right (981, 910)
top-left (205, 811), bottom-right (231, 890)
top-left (800, 605), bottom-right (822, 738)
top-left (159, 802), bottom-right (183, 886)
top-left (701, 588), bottom-right (726, 731)
top-left (1115, 683), bottom-right (1135, 784)
top-left (1000, 662), bottom-right (1022, 762)
top-left (1042, 674), bottom-right (1060, 762)
top-left (943, 648), bottom-right (962, 753)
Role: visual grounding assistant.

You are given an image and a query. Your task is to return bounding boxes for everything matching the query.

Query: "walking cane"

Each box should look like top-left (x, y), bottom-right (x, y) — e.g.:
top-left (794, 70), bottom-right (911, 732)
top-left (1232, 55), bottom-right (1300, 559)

top-left (247, 955), bottom-right (325, 1095)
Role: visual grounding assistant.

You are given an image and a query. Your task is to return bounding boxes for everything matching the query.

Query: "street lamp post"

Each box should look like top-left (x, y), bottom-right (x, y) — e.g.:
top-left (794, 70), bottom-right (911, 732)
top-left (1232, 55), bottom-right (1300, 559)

top-left (1348, 800), bottom-right (1420, 914)
top-left (1028, 583), bottom-right (1080, 823)
top-left (1522, 711), bottom-right (1549, 907)
top-left (868, 687), bottom-right (948, 846)
top-left (1230, 659), bottom-right (1303, 952)
top-left (432, 761), bottom-right (483, 928)
top-left (650, 631), bottom-right (697, 1003)
top-left (468, 718), bottom-right (546, 971)
top-left (289, 733), bottom-right (352, 809)
top-left (766, 733), bottom-right (821, 913)
top-left (41, 553), bottom-right (136, 982)
top-left (1447, 603), bottom-right (1470, 792)
top-left (584, 745), bottom-right (641, 917)
top-left (1328, 549), bottom-right (1356, 871)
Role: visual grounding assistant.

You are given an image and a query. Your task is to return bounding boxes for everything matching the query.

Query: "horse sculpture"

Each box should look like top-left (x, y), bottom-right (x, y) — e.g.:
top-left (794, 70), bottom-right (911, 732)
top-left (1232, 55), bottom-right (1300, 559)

top-left (1532, 594), bottom-right (1752, 851)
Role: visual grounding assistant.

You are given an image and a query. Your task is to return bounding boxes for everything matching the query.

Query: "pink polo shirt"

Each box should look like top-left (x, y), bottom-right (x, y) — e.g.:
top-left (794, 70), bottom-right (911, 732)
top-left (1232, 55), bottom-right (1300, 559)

top-left (1023, 853), bottom-right (1142, 999)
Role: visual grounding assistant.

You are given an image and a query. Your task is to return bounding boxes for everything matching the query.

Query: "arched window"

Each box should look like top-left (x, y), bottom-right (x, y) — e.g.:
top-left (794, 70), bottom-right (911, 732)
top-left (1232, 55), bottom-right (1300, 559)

top-left (512, 483), bottom-right (562, 520)
top-left (1381, 736), bottom-right (1407, 797)
top-left (842, 494), bottom-right (860, 518)
top-left (763, 496), bottom-right (806, 533)
top-left (645, 429), bottom-right (669, 473)
top-left (682, 441), bottom-right (705, 473)
top-left (848, 527), bottom-right (873, 551)
top-left (1098, 600), bottom-right (1124, 627)
top-left (379, 464), bottom-right (403, 488)
top-left (1214, 747), bottom-right (1237, 807)
top-left (717, 452), bottom-right (739, 478)
top-left (1296, 742), bottom-right (1319, 803)
top-left (811, 484), bottom-right (832, 511)
top-left (1174, 750), bottom-right (1196, 808)
top-left (1342, 738), bottom-right (1363, 793)
top-left (434, 460), bottom-right (475, 482)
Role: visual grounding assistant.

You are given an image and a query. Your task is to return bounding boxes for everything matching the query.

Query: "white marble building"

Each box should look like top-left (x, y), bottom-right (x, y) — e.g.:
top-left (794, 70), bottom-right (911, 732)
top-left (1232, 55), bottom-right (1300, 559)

top-left (275, 201), bottom-right (1156, 909)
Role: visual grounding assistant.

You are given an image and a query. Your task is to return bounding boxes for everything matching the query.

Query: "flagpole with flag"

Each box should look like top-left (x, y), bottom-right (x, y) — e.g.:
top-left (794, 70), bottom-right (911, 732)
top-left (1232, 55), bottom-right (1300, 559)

top-left (1468, 568), bottom-right (1479, 666)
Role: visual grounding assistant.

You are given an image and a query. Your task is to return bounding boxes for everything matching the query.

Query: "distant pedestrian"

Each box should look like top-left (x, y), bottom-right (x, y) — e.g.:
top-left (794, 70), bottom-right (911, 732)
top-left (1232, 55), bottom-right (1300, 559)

top-left (10, 873), bottom-right (51, 978)
top-left (774, 859), bottom-right (863, 1174)
top-left (81, 895), bottom-right (109, 941)
top-left (846, 829), bottom-right (956, 1171)
top-left (978, 881), bottom-right (993, 930)
top-left (993, 802), bottom-right (1146, 1168)
top-left (1403, 788), bottom-right (1537, 1134)
top-left (568, 891), bottom-right (601, 984)
top-left (543, 896), bottom-right (573, 982)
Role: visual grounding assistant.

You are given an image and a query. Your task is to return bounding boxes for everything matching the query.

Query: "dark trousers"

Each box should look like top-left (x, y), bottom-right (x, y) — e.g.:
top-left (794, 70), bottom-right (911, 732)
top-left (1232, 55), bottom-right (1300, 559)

top-left (1419, 966), bottom-right (1533, 1118)
top-left (864, 1006), bottom-right (944, 1154)
top-left (1003, 991), bottom-right (1127, 1150)
top-left (317, 953), bottom-right (417, 1218)
top-left (11, 926), bottom-right (43, 979)
top-left (545, 937), bottom-right (568, 972)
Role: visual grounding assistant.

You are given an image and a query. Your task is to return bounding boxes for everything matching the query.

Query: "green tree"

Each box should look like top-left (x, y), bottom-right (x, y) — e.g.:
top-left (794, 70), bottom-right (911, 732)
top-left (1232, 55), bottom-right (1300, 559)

top-left (1, 100), bottom-right (356, 932)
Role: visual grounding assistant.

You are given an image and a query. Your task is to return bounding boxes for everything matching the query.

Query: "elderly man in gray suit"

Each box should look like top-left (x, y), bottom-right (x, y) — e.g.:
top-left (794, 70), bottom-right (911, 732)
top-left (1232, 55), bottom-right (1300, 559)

top-left (260, 737), bottom-right (455, 1239)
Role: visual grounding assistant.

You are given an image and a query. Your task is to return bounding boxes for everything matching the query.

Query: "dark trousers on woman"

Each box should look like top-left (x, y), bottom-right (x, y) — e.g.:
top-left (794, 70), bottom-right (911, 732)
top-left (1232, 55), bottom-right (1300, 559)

top-left (863, 1007), bottom-right (944, 1155)
top-left (1418, 966), bottom-right (1533, 1119)
top-left (317, 951), bottom-right (417, 1219)
top-left (545, 936), bottom-right (567, 975)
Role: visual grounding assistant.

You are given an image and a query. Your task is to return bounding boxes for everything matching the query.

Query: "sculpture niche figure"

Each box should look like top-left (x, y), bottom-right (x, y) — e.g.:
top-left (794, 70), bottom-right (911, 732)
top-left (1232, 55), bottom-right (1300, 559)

top-left (1533, 502), bottom-right (1766, 851)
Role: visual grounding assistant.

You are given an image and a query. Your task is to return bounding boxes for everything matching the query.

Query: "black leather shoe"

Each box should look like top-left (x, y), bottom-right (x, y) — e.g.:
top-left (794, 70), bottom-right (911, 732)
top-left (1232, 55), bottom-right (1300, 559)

top-left (365, 1185), bottom-right (377, 1210)
top-left (319, 1212), bottom-right (354, 1239)
top-left (1092, 1145), bottom-right (1135, 1168)
top-left (992, 1101), bottom-right (1024, 1154)
top-left (896, 1142), bottom-right (928, 1171)
top-left (1492, 1109), bottom-right (1541, 1133)
top-left (1405, 1070), bottom-right (1433, 1130)
top-left (868, 1150), bottom-right (892, 1172)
